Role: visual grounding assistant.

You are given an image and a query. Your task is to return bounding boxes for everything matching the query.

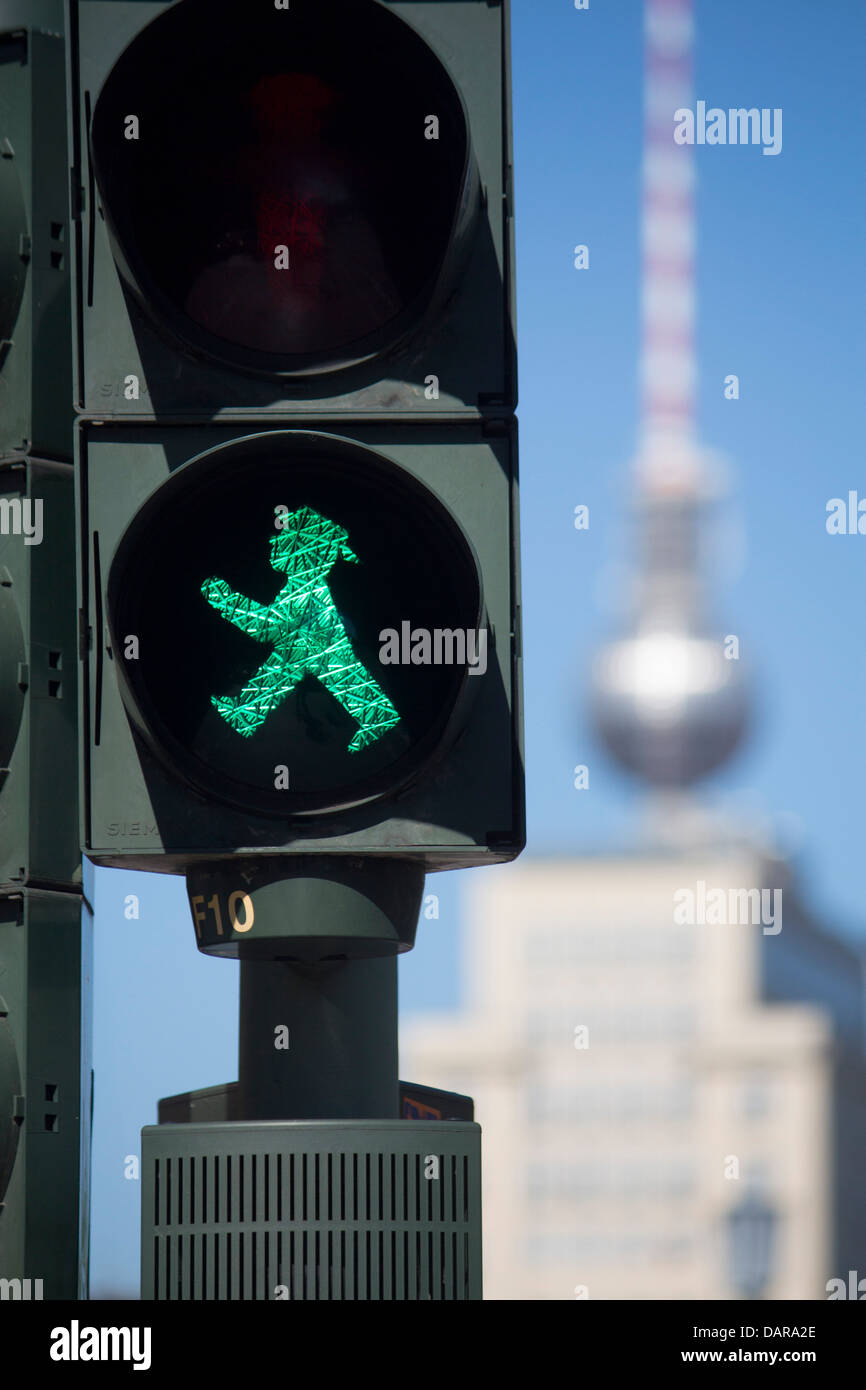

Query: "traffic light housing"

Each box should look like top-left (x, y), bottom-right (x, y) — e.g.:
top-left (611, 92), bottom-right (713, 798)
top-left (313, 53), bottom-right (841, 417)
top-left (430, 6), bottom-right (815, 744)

top-left (0, 458), bottom-right (79, 889)
top-left (71, 0), bottom-right (515, 416)
top-left (0, 0), bottom-right (90, 1298)
top-left (0, 890), bottom-right (92, 1299)
top-left (0, 7), bottom-right (71, 459)
top-left (69, 0), bottom-right (516, 1299)
top-left (81, 418), bottom-right (519, 872)
top-left (70, 0), bottom-right (523, 879)
top-left (0, 2), bottom-right (78, 889)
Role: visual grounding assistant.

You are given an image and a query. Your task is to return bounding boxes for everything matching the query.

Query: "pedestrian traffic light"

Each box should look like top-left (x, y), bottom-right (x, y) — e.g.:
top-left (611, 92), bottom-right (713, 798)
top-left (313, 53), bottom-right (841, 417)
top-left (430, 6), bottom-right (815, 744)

top-left (0, 458), bottom-right (79, 888)
top-left (0, 3), bottom-right (71, 460)
top-left (0, 2), bottom-right (78, 888)
top-left (0, 0), bottom-right (91, 1299)
top-left (0, 890), bottom-right (92, 1299)
top-left (72, 0), bottom-right (512, 415)
top-left (70, 0), bottom-right (517, 1300)
top-left (71, 0), bottom-right (523, 877)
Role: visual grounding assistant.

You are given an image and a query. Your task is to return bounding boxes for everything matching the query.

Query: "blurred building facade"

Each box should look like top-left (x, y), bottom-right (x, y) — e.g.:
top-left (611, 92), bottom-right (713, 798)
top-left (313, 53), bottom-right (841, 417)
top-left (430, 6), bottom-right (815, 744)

top-left (401, 847), bottom-right (866, 1299)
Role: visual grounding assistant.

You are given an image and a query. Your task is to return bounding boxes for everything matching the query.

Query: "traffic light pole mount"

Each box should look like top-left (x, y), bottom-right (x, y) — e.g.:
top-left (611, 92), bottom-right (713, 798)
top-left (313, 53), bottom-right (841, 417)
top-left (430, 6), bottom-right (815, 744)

top-left (238, 956), bottom-right (399, 1121)
top-left (187, 856), bottom-right (423, 1120)
top-left (142, 858), bottom-right (484, 1300)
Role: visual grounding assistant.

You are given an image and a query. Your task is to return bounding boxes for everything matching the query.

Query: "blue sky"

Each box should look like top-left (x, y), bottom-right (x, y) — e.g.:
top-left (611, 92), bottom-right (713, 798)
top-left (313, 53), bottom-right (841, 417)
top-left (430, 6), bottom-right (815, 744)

top-left (88, 0), bottom-right (866, 1295)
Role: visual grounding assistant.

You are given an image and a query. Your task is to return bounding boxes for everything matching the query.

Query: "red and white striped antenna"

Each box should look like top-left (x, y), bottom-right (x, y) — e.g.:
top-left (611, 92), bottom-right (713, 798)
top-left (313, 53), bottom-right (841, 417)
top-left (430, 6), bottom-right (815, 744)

top-left (638, 0), bottom-right (701, 495)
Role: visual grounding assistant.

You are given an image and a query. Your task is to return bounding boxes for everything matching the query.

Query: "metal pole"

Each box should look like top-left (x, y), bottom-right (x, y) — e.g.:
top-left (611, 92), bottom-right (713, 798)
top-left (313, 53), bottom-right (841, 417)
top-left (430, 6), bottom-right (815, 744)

top-left (238, 953), bottom-right (399, 1121)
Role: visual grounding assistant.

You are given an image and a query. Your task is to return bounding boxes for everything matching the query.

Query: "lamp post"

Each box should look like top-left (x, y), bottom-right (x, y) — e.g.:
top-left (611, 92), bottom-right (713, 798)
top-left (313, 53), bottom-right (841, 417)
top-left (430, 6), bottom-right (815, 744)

top-left (726, 1188), bottom-right (779, 1299)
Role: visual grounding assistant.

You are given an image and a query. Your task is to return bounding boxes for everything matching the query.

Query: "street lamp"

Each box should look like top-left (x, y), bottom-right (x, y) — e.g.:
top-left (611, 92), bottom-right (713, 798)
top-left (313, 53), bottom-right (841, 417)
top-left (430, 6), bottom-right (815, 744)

top-left (726, 1187), bottom-right (779, 1299)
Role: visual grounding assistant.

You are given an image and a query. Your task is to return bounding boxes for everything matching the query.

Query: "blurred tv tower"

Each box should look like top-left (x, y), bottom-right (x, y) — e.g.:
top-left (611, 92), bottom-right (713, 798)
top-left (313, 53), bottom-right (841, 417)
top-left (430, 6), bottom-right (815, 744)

top-left (592, 0), bottom-right (749, 806)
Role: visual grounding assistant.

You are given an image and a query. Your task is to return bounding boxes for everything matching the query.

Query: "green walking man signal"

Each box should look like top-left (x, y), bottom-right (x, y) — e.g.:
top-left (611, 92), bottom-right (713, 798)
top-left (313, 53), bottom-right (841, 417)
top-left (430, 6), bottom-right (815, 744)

top-left (202, 506), bottom-right (401, 750)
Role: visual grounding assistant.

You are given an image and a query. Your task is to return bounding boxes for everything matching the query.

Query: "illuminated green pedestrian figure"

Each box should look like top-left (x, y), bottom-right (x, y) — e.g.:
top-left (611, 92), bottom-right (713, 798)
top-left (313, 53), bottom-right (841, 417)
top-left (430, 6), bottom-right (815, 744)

top-left (202, 506), bottom-right (400, 751)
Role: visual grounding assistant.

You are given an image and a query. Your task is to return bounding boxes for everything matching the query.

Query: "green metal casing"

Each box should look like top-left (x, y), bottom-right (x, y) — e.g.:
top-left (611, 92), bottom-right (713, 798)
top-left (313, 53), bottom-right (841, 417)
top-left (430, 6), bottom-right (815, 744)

top-left (0, 889), bottom-right (92, 1299)
top-left (0, 458), bottom-right (79, 889)
top-left (68, 0), bottom-right (516, 420)
top-left (0, 0), bottom-right (89, 1302)
top-left (0, 6), bottom-right (72, 459)
top-left (69, 0), bottom-right (523, 871)
top-left (1, 4), bottom-right (79, 891)
top-left (141, 1120), bottom-right (482, 1300)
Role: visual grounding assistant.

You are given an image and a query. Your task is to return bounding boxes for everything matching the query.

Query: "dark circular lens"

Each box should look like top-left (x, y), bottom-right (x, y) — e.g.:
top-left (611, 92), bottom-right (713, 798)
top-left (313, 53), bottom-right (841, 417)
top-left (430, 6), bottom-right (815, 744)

top-left (0, 993), bottom-right (22, 1205)
top-left (108, 433), bottom-right (482, 816)
top-left (0, 140), bottom-right (28, 356)
top-left (0, 555), bottom-right (25, 769)
top-left (91, 0), bottom-right (475, 374)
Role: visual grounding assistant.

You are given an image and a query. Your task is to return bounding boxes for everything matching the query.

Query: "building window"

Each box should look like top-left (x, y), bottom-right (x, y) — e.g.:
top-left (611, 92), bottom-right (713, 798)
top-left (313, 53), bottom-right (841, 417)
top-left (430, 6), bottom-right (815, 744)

top-left (742, 1075), bottom-right (772, 1120)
